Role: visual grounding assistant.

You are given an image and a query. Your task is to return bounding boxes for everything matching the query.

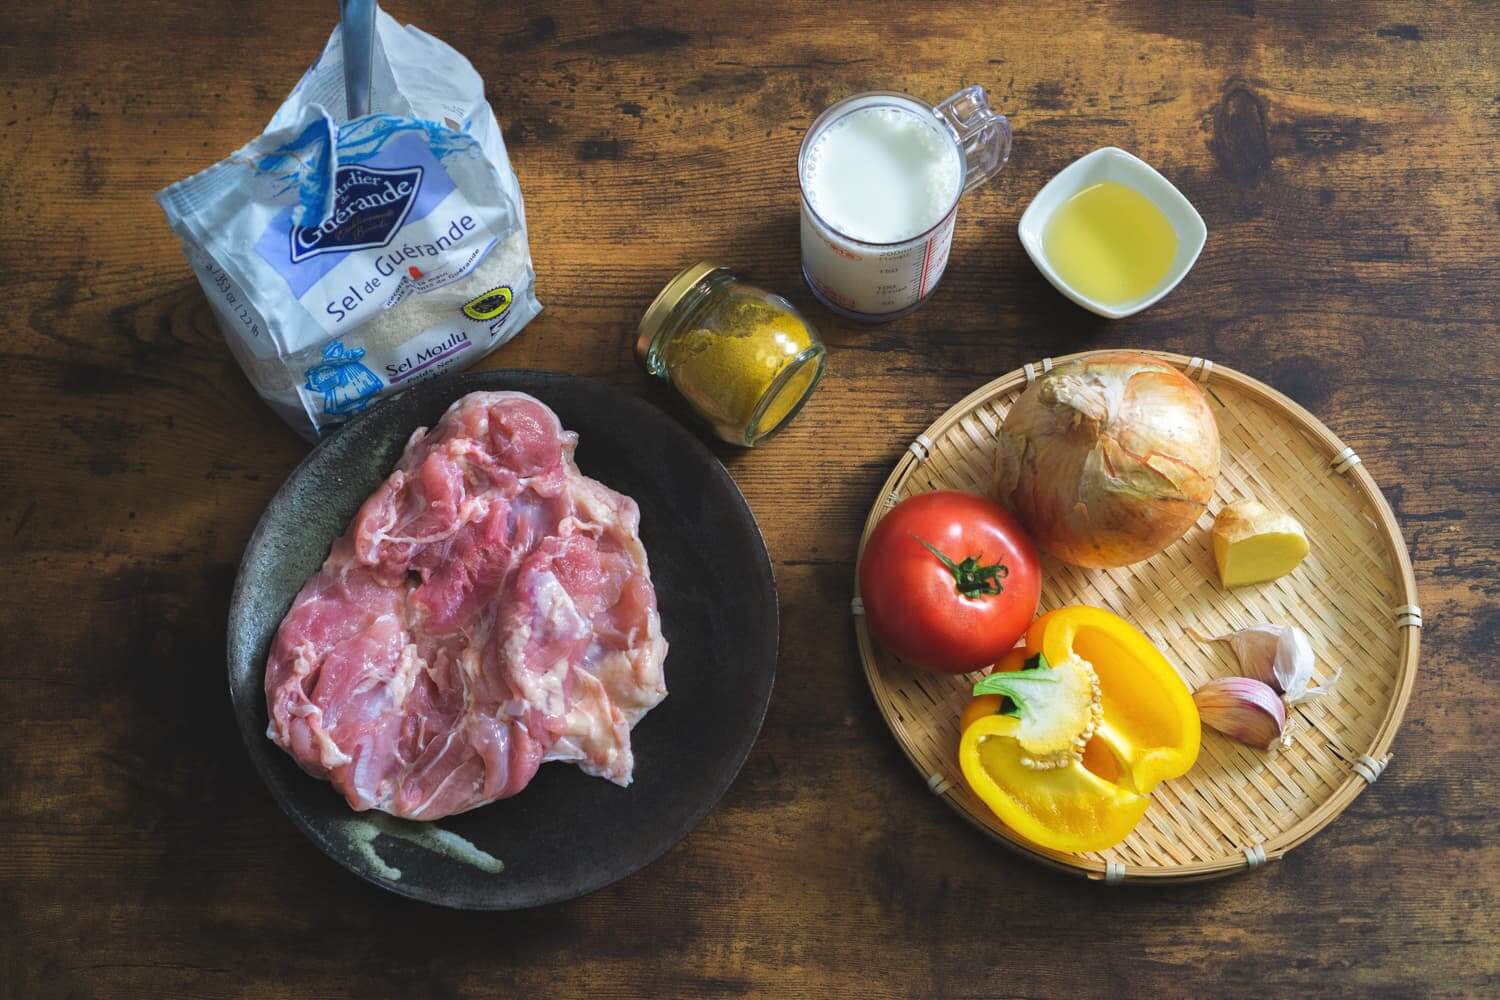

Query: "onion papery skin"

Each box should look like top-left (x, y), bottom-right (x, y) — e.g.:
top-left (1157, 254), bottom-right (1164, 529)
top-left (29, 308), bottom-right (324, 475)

top-left (994, 353), bottom-right (1220, 568)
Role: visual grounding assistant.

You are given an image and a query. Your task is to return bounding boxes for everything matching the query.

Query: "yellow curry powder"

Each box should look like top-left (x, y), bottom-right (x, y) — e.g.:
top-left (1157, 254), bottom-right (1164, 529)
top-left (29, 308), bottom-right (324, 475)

top-left (663, 298), bottom-right (817, 442)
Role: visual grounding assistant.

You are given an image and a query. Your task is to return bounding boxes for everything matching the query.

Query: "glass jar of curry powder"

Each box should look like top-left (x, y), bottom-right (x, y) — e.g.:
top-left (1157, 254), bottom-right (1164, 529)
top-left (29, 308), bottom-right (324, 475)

top-left (636, 262), bottom-right (827, 447)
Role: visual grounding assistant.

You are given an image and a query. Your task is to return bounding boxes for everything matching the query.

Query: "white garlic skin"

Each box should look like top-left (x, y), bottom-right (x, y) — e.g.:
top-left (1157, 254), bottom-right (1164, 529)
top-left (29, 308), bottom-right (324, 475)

top-left (1195, 623), bottom-right (1337, 706)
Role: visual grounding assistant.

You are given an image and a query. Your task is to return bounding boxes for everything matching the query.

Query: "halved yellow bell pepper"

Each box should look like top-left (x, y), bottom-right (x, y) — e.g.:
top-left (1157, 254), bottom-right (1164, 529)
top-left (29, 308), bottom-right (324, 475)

top-left (958, 606), bottom-right (1200, 852)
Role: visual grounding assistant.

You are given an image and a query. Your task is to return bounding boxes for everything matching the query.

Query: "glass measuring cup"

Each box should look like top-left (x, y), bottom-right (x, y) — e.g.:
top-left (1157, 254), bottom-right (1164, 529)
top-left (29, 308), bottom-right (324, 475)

top-left (797, 87), bottom-right (1012, 322)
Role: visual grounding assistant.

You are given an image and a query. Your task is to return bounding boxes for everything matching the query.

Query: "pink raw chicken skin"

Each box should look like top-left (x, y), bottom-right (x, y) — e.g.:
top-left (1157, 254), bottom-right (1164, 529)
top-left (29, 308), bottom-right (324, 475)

top-left (264, 392), bottom-right (669, 820)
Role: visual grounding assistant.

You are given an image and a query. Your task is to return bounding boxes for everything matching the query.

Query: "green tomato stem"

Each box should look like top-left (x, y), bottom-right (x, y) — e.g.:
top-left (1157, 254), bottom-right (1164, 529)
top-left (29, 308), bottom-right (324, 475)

top-left (911, 534), bottom-right (1010, 599)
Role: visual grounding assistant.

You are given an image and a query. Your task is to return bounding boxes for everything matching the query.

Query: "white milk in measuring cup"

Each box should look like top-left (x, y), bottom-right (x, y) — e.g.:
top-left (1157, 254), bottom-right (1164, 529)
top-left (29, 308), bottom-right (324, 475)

top-left (798, 88), bottom-right (1011, 321)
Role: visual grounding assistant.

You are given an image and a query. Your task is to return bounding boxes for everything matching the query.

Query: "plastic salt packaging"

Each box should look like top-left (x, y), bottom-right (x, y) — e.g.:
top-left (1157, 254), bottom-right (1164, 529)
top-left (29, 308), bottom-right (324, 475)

top-left (157, 9), bottom-right (541, 438)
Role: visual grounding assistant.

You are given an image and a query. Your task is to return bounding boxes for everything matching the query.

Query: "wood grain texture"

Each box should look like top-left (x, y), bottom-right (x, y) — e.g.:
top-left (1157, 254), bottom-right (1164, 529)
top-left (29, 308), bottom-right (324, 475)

top-left (1, 1), bottom-right (1496, 997)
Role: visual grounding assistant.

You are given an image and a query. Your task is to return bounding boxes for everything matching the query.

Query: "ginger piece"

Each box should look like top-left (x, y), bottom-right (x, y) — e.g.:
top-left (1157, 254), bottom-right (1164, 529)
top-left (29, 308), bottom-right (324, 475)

top-left (1212, 500), bottom-right (1309, 587)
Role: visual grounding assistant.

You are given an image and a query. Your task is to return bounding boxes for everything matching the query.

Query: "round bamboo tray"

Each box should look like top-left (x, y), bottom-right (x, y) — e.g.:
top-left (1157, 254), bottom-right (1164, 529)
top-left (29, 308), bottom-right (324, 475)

top-left (853, 350), bottom-right (1421, 883)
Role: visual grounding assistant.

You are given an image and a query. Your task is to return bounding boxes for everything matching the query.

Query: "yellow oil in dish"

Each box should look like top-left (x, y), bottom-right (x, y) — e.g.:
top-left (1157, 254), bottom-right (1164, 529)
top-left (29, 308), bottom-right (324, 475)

top-left (1042, 181), bottom-right (1178, 305)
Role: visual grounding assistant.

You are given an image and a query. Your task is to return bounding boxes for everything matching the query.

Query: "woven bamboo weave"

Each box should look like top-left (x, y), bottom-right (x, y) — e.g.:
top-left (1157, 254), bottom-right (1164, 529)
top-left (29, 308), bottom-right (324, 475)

top-left (853, 351), bottom-right (1420, 883)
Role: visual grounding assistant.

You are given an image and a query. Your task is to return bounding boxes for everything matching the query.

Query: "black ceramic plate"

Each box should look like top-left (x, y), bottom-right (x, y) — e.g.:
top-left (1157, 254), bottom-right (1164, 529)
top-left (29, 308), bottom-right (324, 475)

top-left (227, 371), bottom-right (778, 909)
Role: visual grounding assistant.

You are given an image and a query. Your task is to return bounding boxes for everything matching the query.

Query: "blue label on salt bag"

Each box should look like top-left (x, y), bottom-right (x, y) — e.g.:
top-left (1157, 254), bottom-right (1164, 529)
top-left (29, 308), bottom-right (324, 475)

top-left (286, 163), bottom-right (426, 264)
top-left (155, 10), bottom-right (541, 439)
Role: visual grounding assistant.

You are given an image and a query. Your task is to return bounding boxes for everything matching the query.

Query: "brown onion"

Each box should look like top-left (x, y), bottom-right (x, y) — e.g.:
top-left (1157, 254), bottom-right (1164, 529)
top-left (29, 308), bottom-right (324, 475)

top-left (994, 353), bottom-right (1220, 568)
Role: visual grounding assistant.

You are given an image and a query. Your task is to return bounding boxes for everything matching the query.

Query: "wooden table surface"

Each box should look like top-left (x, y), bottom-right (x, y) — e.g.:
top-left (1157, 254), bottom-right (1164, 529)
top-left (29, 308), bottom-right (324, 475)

top-left (4, 1), bottom-right (1497, 996)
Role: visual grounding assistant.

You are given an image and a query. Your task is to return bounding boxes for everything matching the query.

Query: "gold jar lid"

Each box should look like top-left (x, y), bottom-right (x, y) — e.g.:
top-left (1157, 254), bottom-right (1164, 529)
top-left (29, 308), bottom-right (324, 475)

top-left (635, 261), bottom-right (731, 362)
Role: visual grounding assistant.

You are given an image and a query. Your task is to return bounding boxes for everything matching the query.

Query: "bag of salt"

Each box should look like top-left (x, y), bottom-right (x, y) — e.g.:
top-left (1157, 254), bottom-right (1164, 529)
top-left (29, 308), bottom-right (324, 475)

top-left (156, 9), bottom-right (541, 438)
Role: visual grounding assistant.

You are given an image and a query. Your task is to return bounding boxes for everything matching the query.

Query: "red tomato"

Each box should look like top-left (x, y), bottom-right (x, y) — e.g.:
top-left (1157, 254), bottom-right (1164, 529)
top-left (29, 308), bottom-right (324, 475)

top-left (859, 490), bottom-right (1041, 673)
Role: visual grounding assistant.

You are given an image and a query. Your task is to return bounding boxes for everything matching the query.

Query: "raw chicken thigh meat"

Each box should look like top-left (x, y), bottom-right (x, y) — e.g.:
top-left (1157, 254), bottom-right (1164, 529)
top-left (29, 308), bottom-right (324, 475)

top-left (265, 392), bottom-right (668, 820)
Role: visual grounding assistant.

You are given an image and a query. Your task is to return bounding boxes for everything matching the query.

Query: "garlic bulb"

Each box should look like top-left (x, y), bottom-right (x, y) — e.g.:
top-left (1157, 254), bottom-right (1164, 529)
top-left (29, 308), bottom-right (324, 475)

top-left (1193, 677), bottom-right (1288, 749)
top-left (1189, 624), bottom-right (1339, 705)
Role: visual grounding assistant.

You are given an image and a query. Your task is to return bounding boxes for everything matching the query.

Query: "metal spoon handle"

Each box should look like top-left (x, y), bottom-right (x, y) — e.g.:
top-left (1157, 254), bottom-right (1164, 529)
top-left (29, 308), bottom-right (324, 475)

top-left (340, 0), bottom-right (376, 119)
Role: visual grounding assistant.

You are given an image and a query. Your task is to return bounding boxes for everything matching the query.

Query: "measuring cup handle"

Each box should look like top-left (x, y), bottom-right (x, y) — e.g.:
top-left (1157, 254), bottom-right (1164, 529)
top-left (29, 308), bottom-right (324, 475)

top-left (934, 86), bottom-right (1012, 194)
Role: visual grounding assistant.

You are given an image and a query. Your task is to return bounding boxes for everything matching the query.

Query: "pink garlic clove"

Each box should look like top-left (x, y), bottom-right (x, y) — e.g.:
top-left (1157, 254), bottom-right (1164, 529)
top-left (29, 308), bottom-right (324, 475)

top-left (1193, 677), bottom-right (1287, 750)
top-left (1190, 623), bottom-right (1338, 706)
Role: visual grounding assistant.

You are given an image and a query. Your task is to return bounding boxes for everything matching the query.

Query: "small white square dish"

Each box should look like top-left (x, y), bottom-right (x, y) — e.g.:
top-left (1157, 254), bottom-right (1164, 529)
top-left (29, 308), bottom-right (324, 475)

top-left (1017, 147), bottom-right (1207, 319)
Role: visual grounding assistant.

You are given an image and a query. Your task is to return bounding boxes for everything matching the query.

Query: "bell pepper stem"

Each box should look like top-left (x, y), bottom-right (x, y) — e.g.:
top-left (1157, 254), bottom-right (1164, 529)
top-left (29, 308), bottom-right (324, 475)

top-left (970, 654), bottom-right (1054, 717)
